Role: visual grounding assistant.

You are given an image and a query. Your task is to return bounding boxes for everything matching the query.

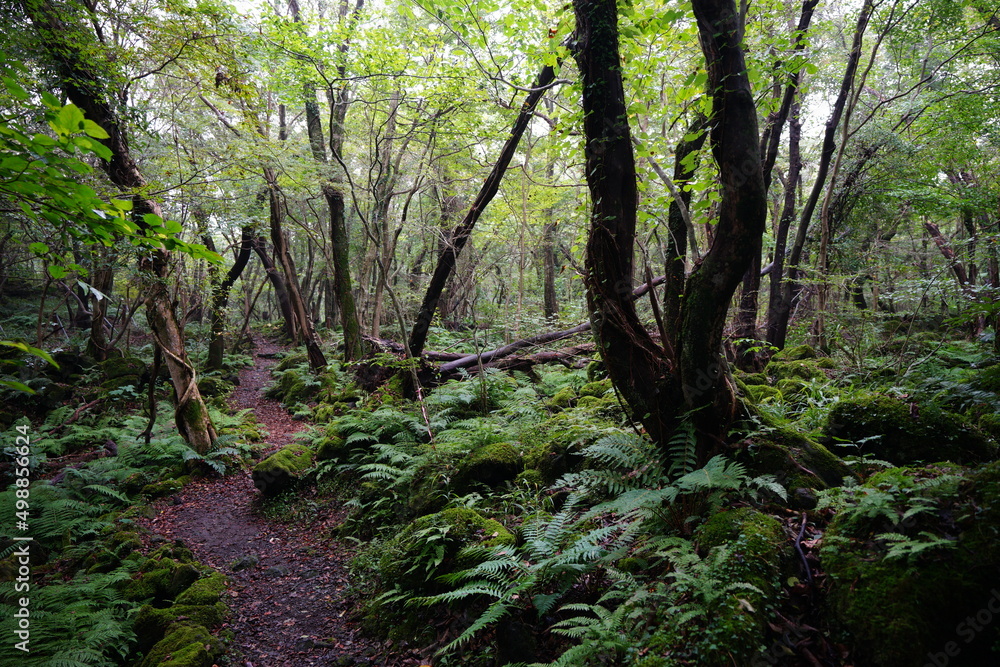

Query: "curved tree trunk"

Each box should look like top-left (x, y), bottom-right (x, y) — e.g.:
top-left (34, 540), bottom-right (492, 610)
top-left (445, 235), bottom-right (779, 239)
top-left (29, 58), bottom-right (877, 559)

top-left (407, 62), bottom-right (560, 358)
top-left (25, 0), bottom-right (216, 452)
top-left (206, 227), bottom-right (253, 371)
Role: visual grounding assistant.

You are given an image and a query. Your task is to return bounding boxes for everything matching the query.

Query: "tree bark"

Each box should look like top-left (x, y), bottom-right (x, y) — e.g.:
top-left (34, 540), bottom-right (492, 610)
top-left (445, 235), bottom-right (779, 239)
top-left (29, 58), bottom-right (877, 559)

top-left (407, 62), bottom-right (561, 357)
top-left (574, 0), bottom-right (677, 446)
top-left (25, 0), bottom-right (216, 451)
top-left (264, 167), bottom-right (327, 371)
top-left (766, 103), bottom-right (803, 347)
top-left (682, 0), bottom-right (768, 446)
top-left (770, 0), bottom-right (874, 350)
top-left (206, 227), bottom-right (253, 371)
top-left (734, 0), bottom-right (819, 365)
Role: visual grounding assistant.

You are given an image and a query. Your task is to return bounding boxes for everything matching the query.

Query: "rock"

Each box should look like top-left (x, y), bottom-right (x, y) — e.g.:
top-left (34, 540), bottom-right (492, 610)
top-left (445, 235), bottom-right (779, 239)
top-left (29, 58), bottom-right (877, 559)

top-left (264, 565), bottom-right (291, 578)
top-left (579, 378), bottom-right (613, 398)
top-left (175, 571), bottom-right (227, 605)
top-left (252, 444), bottom-right (315, 495)
top-left (230, 554), bottom-right (259, 572)
top-left (822, 462), bottom-right (1000, 665)
top-left (136, 620), bottom-right (225, 665)
top-left (826, 393), bottom-right (996, 465)
top-left (456, 442), bottom-right (523, 488)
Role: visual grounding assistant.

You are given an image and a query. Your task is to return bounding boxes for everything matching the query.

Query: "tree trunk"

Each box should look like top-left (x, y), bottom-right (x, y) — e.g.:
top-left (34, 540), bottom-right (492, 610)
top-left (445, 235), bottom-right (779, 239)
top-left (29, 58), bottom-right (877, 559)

top-left (252, 236), bottom-right (296, 339)
top-left (770, 0), bottom-right (874, 350)
top-left (574, 0), bottom-right (677, 446)
top-left (206, 227), bottom-right (253, 371)
top-left (265, 168), bottom-right (327, 371)
top-left (407, 62), bottom-right (560, 357)
top-left (575, 0), bottom-right (766, 457)
top-left (25, 0), bottom-right (216, 451)
top-left (734, 0), bottom-right (819, 366)
top-left (85, 249), bottom-right (114, 361)
top-left (766, 103), bottom-right (803, 347)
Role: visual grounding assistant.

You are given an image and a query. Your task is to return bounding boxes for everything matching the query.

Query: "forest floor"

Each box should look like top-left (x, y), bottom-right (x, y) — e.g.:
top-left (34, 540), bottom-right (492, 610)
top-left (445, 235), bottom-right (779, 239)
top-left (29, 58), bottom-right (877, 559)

top-left (136, 338), bottom-right (424, 667)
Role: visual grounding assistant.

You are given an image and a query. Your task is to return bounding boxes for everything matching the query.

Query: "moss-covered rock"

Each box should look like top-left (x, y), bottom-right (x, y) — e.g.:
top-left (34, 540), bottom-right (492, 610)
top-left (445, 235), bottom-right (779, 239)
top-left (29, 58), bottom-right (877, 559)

top-left (251, 444), bottom-right (314, 495)
top-left (737, 371), bottom-right (768, 386)
top-left (822, 462), bottom-right (1000, 665)
top-left (456, 442), bottom-right (523, 488)
top-left (739, 421), bottom-right (856, 490)
top-left (771, 344), bottom-right (817, 361)
top-left (122, 557), bottom-right (200, 603)
top-left (174, 571), bottom-right (227, 606)
top-left (100, 356), bottom-right (146, 380)
top-left (141, 476), bottom-right (191, 498)
top-left (640, 509), bottom-right (789, 666)
top-left (826, 393), bottom-right (996, 465)
top-left (546, 386), bottom-right (576, 410)
top-left (765, 359), bottom-right (828, 382)
top-left (522, 415), bottom-right (594, 483)
top-left (377, 507), bottom-right (514, 593)
top-left (745, 384), bottom-right (781, 403)
top-left (315, 434), bottom-right (348, 461)
top-left (579, 378), bottom-right (613, 398)
top-left (134, 603), bottom-right (227, 654)
top-left (137, 623), bottom-right (224, 667)
top-left (196, 376), bottom-right (233, 398)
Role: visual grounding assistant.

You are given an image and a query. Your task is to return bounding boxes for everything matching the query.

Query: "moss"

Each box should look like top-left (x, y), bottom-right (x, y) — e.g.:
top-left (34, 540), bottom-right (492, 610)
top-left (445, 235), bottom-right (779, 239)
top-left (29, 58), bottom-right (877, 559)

top-left (547, 386), bottom-right (576, 410)
top-left (737, 372), bottom-right (768, 386)
top-left (456, 442), bottom-right (523, 488)
top-left (585, 359), bottom-right (606, 381)
top-left (175, 571), bottom-right (227, 606)
top-left (978, 413), bottom-right (1000, 441)
top-left (740, 421), bottom-right (856, 490)
top-left (123, 559), bottom-right (200, 603)
top-left (196, 376), bottom-right (233, 398)
top-left (826, 393), bottom-right (996, 465)
top-left (251, 444), bottom-right (314, 495)
top-left (640, 509), bottom-right (789, 666)
top-left (100, 356), bottom-right (146, 380)
top-left (579, 378), bottom-right (613, 398)
top-left (765, 359), bottom-right (827, 382)
top-left (972, 364), bottom-right (1000, 393)
top-left (515, 469), bottom-right (545, 487)
top-left (134, 604), bottom-right (227, 654)
top-left (822, 462), bottom-right (1000, 665)
top-left (315, 434), bottom-right (348, 461)
top-left (771, 344), bottom-right (817, 361)
top-left (137, 623), bottom-right (224, 667)
top-left (744, 384), bottom-right (780, 403)
top-left (377, 507), bottom-right (514, 592)
top-left (275, 352), bottom-right (308, 371)
top-left (774, 378), bottom-right (808, 397)
top-left (141, 476), bottom-right (191, 498)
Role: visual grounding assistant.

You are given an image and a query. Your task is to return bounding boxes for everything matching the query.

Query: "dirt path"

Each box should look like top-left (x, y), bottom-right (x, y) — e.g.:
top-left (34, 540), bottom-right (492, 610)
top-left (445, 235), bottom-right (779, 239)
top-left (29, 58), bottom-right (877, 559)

top-left (138, 339), bottom-right (419, 667)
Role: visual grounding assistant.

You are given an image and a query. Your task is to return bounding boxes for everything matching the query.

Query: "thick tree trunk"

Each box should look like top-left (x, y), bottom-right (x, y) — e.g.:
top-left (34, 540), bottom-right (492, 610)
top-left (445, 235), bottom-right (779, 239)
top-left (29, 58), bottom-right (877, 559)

top-left (407, 62), bottom-right (560, 358)
top-left (682, 0), bottom-right (768, 447)
top-left (733, 0), bottom-right (818, 366)
top-left (574, 0), bottom-right (677, 445)
top-left (25, 0), bottom-right (216, 451)
top-left (574, 0), bottom-right (765, 457)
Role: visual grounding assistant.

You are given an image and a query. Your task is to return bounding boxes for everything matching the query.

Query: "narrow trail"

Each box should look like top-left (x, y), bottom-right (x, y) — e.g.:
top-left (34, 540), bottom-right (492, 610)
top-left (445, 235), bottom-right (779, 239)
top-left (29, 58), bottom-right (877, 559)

top-left (137, 338), bottom-right (419, 667)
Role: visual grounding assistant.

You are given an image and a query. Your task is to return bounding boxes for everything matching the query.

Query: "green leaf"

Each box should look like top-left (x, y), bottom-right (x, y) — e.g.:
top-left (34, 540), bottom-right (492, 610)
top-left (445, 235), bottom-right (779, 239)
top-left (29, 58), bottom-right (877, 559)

top-left (56, 104), bottom-right (86, 133)
top-left (47, 265), bottom-right (67, 279)
top-left (28, 242), bottom-right (49, 254)
top-left (82, 119), bottom-right (110, 139)
top-left (0, 341), bottom-right (59, 368)
top-left (111, 199), bottom-right (133, 212)
top-left (0, 379), bottom-right (34, 394)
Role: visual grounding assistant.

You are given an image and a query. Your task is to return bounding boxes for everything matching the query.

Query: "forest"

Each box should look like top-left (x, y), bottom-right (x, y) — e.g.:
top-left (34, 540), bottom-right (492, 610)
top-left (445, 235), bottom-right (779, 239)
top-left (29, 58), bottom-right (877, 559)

top-left (1, 0), bottom-right (999, 664)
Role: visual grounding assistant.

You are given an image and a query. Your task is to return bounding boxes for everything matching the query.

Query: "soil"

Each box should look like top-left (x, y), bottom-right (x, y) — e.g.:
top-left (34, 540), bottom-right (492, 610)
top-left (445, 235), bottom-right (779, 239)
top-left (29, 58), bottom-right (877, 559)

top-left (137, 338), bottom-right (428, 667)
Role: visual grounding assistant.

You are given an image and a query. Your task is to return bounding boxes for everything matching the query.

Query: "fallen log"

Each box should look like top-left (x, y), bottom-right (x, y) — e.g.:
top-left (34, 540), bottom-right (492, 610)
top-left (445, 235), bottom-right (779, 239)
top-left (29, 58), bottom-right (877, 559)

top-left (439, 322), bottom-right (591, 373)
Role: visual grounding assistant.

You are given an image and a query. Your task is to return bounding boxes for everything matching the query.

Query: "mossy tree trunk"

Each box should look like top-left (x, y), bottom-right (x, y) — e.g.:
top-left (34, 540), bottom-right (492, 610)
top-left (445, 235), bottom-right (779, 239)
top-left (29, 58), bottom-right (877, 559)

top-left (25, 0), bottom-right (217, 452)
top-left (574, 0), bottom-right (766, 457)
